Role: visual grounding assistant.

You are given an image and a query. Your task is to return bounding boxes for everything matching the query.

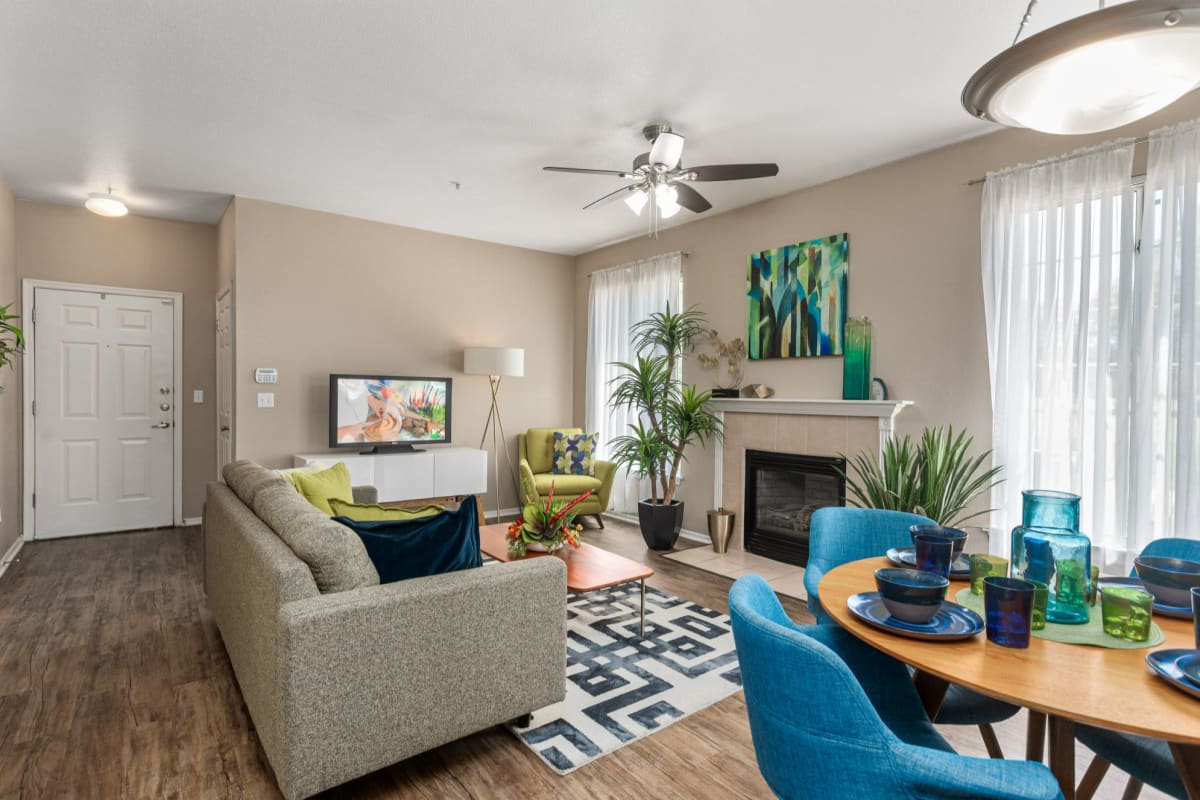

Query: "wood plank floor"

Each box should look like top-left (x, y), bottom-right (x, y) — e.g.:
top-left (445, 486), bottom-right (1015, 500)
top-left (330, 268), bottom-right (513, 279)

top-left (0, 517), bottom-right (1164, 799)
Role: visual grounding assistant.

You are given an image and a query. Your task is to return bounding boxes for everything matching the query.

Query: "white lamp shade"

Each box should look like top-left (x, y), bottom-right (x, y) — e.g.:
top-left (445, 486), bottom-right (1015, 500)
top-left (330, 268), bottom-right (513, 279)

top-left (464, 346), bottom-right (524, 377)
top-left (84, 193), bottom-right (129, 217)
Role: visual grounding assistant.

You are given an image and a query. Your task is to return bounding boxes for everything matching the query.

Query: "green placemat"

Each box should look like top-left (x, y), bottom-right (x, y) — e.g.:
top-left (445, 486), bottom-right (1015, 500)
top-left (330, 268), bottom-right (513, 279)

top-left (954, 588), bottom-right (1164, 649)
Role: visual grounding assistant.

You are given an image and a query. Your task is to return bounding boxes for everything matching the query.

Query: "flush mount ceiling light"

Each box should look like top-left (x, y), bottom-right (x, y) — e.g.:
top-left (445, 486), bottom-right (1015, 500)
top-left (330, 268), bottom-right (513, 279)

top-left (84, 188), bottom-right (128, 217)
top-left (962, 0), bottom-right (1200, 135)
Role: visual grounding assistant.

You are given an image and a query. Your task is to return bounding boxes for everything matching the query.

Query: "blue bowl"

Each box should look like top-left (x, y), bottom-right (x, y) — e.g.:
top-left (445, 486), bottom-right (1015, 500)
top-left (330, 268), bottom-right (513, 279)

top-left (910, 525), bottom-right (969, 560)
top-left (1135, 556), bottom-right (1200, 608)
top-left (875, 567), bottom-right (950, 624)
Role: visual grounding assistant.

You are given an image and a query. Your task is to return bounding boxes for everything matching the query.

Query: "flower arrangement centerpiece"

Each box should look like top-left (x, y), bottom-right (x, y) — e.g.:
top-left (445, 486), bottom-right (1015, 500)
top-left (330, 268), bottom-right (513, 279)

top-left (507, 481), bottom-right (595, 557)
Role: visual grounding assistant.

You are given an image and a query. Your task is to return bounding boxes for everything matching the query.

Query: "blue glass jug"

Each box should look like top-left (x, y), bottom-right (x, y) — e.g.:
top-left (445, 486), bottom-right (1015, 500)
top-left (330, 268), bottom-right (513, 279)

top-left (1011, 490), bottom-right (1090, 625)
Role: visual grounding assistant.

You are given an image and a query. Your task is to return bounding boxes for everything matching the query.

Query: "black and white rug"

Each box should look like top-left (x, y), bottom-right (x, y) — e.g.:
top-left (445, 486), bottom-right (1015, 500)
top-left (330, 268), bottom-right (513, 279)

top-left (507, 583), bottom-right (742, 775)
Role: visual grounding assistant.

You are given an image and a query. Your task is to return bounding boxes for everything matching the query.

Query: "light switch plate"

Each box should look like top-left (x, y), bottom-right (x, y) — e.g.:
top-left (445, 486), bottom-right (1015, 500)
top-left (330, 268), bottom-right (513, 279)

top-left (257, 392), bottom-right (275, 408)
top-left (193, 389), bottom-right (204, 403)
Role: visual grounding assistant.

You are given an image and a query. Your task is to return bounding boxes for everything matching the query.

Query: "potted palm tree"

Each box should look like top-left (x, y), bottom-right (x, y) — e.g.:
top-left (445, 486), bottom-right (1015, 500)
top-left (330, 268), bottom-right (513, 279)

top-left (0, 303), bottom-right (24, 395)
top-left (608, 304), bottom-right (723, 550)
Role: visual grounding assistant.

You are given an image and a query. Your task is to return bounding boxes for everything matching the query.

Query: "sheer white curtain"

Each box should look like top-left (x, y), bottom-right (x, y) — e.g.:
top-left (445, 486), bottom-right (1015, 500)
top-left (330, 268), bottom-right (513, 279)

top-left (1125, 120), bottom-right (1200, 564)
top-left (981, 140), bottom-right (1138, 567)
top-left (585, 252), bottom-right (683, 513)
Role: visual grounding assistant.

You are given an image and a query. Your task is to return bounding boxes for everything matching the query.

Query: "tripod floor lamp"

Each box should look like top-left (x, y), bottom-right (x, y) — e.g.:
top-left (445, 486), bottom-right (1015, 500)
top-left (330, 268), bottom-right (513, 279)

top-left (464, 346), bottom-right (524, 522)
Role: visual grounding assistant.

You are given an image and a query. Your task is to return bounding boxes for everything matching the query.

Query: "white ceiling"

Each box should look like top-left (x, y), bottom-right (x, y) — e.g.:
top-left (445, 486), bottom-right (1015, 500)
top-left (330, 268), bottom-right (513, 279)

top-left (0, 1), bottom-right (1105, 255)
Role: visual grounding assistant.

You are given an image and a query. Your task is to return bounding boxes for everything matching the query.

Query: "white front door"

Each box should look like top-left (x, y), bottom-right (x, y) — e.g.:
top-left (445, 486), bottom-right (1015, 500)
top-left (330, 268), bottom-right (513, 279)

top-left (216, 288), bottom-right (233, 477)
top-left (33, 287), bottom-right (175, 538)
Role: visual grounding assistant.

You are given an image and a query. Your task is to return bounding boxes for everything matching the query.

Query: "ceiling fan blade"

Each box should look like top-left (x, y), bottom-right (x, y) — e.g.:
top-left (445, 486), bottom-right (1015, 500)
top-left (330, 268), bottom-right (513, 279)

top-left (687, 163), bottom-right (779, 181)
top-left (583, 184), bottom-right (637, 210)
top-left (649, 132), bottom-right (685, 169)
top-left (672, 182), bottom-right (712, 213)
top-left (543, 166), bottom-right (631, 177)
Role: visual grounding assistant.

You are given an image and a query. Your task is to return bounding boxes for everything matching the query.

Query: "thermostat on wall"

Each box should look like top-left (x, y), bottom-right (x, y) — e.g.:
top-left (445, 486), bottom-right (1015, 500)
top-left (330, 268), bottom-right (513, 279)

top-left (255, 368), bottom-right (278, 384)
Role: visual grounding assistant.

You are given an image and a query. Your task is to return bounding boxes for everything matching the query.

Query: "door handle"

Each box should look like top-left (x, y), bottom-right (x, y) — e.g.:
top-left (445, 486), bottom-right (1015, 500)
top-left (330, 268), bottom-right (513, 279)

top-left (220, 426), bottom-right (230, 432)
top-left (153, 422), bottom-right (171, 429)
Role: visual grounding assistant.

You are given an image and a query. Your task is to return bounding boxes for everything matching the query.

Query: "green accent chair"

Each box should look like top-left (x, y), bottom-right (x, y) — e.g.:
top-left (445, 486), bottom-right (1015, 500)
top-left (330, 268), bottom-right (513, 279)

top-left (518, 427), bottom-right (616, 528)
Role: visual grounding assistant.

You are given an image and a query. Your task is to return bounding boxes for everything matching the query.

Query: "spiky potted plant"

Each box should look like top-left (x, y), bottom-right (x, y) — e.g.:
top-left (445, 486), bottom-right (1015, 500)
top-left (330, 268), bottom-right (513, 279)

top-left (608, 304), bottom-right (723, 550)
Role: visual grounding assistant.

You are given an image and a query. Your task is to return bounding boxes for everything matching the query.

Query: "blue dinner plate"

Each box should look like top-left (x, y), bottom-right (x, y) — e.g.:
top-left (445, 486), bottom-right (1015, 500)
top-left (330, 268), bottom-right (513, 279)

top-left (886, 546), bottom-right (971, 580)
top-left (1098, 576), bottom-right (1194, 619)
top-left (846, 592), bottom-right (984, 641)
top-left (1146, 649), bottom-right (1200, 701)
top-left (1181, 653), bottom-right (1200, 686)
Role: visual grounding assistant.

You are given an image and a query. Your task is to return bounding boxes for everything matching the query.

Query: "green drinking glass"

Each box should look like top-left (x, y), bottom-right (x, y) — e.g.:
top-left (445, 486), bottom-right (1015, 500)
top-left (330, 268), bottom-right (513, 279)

top-left (1030, 579), bottom-right (1049, 631)
top-left (969, 554), bottom-right (1008, 596)
top-left (1101, 586), bottom-right (1154, 643)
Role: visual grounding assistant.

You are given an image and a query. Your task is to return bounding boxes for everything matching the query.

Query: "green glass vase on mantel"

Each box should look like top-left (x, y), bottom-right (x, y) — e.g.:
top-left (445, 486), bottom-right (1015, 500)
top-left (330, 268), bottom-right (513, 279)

top-left (842, 316), bottom-right (871, 400)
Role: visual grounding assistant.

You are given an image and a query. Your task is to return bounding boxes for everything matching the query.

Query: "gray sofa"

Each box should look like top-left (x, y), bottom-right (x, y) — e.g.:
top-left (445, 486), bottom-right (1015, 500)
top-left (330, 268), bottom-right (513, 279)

top-left (203, 461), bottom-right (567, 799)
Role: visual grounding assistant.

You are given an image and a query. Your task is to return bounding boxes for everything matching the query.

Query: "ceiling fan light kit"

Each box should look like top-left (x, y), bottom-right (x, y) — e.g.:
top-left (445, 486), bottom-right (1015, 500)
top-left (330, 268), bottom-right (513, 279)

top-left (962, 0), bottom-right (1200, 135)
top-left (543, 122), bottom-right (779, 236)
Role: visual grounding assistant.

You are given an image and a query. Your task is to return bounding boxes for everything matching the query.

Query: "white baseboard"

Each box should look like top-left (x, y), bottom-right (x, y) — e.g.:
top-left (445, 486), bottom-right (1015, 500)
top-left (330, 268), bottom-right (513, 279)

top-left (481, 506), bottom-right (520, 522)
top-left (182, 517), bottom-right (202, 527)
top-left (0, 536), bottom-right (25, 581)
top-left (606, 511), bottom-right (711, 545)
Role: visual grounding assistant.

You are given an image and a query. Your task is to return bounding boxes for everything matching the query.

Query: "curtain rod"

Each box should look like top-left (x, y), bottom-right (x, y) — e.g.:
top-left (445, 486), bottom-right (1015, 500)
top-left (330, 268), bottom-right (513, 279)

top-left (587, 251), bottom-right (691, 278)
top-left (966, 135), bottom-right (1150, 186)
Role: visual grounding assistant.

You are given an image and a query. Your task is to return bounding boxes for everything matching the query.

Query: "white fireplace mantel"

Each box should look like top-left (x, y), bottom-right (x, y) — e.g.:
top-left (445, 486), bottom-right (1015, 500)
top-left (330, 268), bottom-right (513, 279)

top-left (708, 397), bottom-right (912, 423)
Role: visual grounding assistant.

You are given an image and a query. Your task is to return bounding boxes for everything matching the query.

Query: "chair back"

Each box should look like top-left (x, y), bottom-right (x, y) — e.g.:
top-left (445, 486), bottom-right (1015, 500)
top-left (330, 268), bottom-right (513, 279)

top-left (804, 507), bottom-right (934, 622)
top-left (729, 575), bottom-right (904, 797)
top-left (1131, 536), bottom-right (1200, 576)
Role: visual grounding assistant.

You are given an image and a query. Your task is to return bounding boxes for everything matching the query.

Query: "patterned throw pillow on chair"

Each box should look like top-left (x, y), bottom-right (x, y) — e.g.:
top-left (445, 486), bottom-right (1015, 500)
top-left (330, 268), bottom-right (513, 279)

top-left (552, 432), bottom-right (597, 476)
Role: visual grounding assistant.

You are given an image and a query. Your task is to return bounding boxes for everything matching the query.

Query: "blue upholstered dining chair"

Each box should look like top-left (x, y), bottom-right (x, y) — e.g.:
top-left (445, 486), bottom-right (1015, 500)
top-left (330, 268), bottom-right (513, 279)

top-left (729, 575), bottom-right (1063, 800)
top-left (1074, 536), bottom-right (1200, 800)
top-left (802, 506), bottom-right (1021, 756)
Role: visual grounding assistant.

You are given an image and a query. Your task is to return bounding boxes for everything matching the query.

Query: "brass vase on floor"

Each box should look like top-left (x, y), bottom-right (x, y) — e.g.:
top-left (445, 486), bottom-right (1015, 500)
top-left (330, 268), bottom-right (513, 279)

top-left (707, 508), bottom-right (735, 553)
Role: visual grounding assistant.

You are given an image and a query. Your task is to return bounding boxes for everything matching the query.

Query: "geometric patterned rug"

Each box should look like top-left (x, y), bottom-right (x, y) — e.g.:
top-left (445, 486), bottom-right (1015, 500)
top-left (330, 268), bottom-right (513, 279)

top-left (506, 583), bottom-right (743, 774)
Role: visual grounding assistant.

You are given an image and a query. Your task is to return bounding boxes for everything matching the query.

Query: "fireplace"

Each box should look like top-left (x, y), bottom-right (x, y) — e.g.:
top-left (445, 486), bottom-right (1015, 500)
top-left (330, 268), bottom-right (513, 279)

top-left (744, 449), bottom-right (846, 567)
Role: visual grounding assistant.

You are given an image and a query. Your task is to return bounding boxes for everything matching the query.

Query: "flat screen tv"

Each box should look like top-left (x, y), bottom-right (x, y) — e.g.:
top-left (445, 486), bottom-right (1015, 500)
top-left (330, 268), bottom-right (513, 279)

top-left (329, 374), bottom-right (452, 452)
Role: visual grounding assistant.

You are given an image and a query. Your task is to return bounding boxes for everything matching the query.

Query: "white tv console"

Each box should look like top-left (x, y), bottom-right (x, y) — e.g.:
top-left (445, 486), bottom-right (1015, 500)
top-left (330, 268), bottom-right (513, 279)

top-left (293, 447), bottom-right (488, 505)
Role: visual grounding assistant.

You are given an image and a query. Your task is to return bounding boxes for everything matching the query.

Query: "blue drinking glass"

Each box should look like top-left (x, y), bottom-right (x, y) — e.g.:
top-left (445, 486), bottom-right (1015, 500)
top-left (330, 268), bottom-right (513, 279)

top-left (984, 576), bottom-right (1036, 648)
top-left (914, 533), bottom-right (954, 579)
top-left (1192, 587), bottom-right (1199, 649)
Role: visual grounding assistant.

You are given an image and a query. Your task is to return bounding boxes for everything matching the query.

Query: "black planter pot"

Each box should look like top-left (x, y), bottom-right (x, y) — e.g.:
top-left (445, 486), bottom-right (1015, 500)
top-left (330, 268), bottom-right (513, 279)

top-left (637, 500), bottom-right (684, 551)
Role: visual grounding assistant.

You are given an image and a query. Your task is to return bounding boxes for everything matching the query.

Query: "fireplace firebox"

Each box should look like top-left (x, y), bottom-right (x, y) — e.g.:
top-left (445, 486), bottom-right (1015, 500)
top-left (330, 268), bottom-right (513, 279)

top-left (744, 449), bottom-right (846, 567)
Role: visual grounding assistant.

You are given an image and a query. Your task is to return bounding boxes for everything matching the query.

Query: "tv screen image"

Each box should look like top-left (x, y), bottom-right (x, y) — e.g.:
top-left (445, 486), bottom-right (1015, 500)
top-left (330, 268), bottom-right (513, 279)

top-left (330, 375), bottom-right (451, 447)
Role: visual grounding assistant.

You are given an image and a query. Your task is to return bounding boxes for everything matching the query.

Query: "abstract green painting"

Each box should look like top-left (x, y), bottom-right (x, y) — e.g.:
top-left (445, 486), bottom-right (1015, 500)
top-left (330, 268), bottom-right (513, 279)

top-left (747, 233), bottom-right (848, 359)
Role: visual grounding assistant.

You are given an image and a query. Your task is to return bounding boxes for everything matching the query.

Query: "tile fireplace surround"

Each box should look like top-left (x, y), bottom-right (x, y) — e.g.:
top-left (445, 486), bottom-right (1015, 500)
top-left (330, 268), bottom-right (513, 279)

top-left (666, 398), bottom-right (911, 601)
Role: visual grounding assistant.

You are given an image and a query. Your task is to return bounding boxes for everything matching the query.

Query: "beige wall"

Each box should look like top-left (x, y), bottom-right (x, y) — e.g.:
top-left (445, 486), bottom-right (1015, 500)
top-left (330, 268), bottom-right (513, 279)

top-left (15, 202), bottom-right (218, 519)
top-left (0, 172), bottom-right (18, 557)
top-left (574, 94), bottom-right (1200, 535)
top-left (229, 198), bottom-right (575, 514)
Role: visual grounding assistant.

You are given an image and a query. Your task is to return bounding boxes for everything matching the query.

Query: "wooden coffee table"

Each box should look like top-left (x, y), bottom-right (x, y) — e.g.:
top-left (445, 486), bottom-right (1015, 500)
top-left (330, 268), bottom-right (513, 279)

top-left (479, 523), bottom-right (655, 635)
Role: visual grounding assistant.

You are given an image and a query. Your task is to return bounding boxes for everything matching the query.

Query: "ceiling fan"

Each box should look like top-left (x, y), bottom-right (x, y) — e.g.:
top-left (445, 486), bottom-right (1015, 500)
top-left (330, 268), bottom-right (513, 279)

top-left (543, 124), bottom-right (779, 223)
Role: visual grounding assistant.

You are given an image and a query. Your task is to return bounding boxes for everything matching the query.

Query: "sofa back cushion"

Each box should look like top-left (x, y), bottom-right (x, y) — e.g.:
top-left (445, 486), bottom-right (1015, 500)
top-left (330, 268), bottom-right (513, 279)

top-left (335, 497), bottom-right (481, 584)
top-left (252, 482), bottom-right (380, 593)
top-left (525, 427), bottom-right (583, 474)
top-left (224, 460), bottom-right (289, 506)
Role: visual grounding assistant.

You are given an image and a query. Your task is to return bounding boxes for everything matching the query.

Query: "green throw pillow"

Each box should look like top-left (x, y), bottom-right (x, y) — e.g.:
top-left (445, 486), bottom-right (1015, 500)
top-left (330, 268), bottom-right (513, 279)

top-left (328, 499), bottom-right (445, 522)
top-left (552, 431), bottom-right (597, 476)
top-left (294, 462), bottom-right (354, 515)
top-left (276, 464), bottom-right (323, 491)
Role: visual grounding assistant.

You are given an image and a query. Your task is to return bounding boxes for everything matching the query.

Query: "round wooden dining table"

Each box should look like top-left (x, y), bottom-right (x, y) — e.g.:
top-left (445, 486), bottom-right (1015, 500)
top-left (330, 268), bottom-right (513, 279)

top-left (819, 558), bottom-right (1200, 800)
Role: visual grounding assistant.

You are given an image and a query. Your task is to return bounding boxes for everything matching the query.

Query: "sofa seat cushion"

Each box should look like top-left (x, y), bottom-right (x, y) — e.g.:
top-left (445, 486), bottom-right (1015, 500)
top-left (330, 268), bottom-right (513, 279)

top-left (335, 497), bottom-right (481, 584)
top-left (252, 482), bottom-right (380, 593)
top-left (532, 473), bottom-right (602, 497)
top-left (525, 427), bottom-right (582, 475)
top-left (223, 460), bottom-right (289, 506)
top-left (294, 462), bottom-right (354, 515)
top-left (329, 499), bottom-right (444, 522)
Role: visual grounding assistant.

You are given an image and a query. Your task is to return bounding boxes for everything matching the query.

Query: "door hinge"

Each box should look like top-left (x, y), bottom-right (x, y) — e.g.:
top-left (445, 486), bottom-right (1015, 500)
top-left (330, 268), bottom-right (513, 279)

top-left (31, 493), bottom-right (35, 508)
top-left (30, 400), bottom-right (35, 416)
